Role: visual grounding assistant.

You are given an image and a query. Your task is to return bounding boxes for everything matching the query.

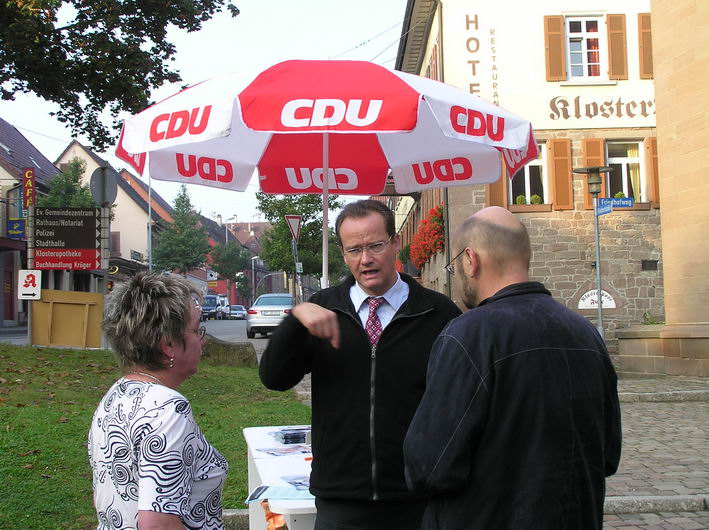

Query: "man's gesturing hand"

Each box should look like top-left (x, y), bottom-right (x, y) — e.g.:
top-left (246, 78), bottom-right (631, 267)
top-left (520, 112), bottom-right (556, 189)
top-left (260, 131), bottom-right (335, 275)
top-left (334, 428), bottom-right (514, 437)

top-left (291, 303), bottom-right (341, 349)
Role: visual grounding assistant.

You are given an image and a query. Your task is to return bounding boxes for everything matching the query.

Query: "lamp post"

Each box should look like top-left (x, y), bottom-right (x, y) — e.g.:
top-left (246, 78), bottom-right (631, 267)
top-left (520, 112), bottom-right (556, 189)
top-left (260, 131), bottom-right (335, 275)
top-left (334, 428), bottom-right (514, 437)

top-left (254, 272), bottom-right (283, 296)
top-left (225, 215), bottom-right (236, 244)
top-left (573, 165), bottom-right (613, 340)
top-left (250, 255), bottom-right (259, 305)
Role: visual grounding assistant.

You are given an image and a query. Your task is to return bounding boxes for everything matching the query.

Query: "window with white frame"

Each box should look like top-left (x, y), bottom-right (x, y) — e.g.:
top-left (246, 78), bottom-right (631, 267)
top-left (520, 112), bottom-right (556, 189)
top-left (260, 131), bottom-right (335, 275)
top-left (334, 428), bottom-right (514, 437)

top-left (509, 144), bottom-right (547, 205)
top-left (566, 17), bottom-right (606, 79)
top-left (606, 141), bottom-right (644, 201)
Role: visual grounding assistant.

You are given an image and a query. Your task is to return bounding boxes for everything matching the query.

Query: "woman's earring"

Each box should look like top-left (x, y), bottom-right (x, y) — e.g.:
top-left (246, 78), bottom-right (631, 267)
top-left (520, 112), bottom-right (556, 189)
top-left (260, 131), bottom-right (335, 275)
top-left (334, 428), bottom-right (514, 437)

top-left (169, 356), bottom-right (174, 369)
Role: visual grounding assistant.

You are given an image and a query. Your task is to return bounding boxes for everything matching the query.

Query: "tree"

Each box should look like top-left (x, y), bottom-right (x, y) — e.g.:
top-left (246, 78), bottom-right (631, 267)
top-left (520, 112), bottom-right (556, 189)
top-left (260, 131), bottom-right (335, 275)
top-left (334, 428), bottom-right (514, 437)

top-left (210, 241), bottom-right (251, 299)
top-left (152, 185), bottom-right (210, 274)
top-left (255, 192), bottom-right (348, 284)
top-left (0, 1), bottom-right (239, 151)
top-left (36, 157), bottom-right (96, 208)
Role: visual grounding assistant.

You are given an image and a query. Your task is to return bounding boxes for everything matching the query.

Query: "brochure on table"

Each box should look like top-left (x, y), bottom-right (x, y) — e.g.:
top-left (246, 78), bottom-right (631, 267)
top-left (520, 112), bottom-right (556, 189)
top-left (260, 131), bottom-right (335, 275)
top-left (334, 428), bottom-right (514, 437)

top-left (244, 425), bottom-right (316, 511)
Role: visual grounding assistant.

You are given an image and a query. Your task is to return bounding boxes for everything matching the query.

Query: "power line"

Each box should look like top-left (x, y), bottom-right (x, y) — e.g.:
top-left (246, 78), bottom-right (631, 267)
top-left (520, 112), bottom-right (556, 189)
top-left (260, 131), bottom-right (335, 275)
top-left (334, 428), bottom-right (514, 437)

top-left (331, 18), bottom-right (405, 59)
top-left (370, 14), bottom-right (426, 63)
top-left (12, 124), bottom-right (74, 145)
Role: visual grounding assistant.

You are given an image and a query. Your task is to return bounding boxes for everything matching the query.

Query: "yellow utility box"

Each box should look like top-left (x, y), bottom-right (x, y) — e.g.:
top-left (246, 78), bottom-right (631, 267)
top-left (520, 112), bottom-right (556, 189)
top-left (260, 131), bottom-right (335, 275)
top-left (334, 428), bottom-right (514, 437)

top-left (31, 290), bottom-right (104, 348)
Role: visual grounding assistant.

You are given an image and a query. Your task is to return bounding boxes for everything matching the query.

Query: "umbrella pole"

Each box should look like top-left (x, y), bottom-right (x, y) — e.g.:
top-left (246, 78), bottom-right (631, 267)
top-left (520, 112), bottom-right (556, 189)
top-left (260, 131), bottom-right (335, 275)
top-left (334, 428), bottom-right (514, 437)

top-left (322, 131), bottom-right (330, 289)
top-left (148, 170), bottom-right (153, 271)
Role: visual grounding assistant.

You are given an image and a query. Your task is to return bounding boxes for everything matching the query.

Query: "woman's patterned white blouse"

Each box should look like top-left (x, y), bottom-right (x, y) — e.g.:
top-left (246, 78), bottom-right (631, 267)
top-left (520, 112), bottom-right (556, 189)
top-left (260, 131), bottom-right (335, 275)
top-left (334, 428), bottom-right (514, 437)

top-left (88, 378), bottom-right (229, 529)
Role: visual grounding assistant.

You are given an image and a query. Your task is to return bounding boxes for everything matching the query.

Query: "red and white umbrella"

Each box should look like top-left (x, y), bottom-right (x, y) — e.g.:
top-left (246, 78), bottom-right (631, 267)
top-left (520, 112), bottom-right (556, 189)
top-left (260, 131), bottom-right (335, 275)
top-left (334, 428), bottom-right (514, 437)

top-left (116, 60), bottom-right (537, 281)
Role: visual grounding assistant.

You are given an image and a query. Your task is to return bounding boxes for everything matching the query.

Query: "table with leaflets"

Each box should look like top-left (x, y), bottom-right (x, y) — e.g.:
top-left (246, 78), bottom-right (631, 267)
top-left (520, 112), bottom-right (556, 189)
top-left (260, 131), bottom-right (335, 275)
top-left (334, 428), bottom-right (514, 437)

top-left (243, 425), bottom-right (316, 530)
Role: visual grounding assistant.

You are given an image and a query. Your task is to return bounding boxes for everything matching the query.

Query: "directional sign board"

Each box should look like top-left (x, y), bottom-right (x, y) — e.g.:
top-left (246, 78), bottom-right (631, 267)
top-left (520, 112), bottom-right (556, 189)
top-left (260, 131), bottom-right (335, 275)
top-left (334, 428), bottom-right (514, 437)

top-left (285, 215), bottom-right (302, 242)
top-left (34, 208), bottom-right (102, 270)
top-left (18, 270), bottom-right (41, 300)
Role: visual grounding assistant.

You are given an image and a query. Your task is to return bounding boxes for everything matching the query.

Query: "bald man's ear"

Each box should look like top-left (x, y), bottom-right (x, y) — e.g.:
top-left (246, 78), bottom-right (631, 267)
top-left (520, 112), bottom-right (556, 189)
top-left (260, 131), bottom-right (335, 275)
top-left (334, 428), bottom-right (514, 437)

top-left (464, 247), bottom-right (480, 278)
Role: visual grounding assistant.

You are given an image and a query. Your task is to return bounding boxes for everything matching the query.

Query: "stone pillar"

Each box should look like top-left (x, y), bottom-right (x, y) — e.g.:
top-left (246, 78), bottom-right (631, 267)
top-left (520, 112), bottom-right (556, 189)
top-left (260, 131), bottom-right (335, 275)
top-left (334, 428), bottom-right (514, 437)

top-left (644, 0), bottom-right (709, 375)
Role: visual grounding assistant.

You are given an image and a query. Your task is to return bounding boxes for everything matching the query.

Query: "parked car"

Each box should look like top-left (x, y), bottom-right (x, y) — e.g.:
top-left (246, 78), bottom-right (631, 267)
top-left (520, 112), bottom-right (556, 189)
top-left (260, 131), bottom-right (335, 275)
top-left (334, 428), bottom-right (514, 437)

top-left (246, 293), bottom-right (294, 338)
top-left (217, 294), bottom-right (230, 320)
top-left (229, 304), bottom-right (247, 320)
top-left (201, 294), bottom-right (220, 321)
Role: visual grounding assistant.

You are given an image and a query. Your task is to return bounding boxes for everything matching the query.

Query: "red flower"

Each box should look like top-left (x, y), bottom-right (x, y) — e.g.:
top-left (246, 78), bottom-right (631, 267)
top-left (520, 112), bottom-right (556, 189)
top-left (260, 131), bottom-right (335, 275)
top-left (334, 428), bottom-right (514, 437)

top-left (409, 203), bottom-right (445, 269)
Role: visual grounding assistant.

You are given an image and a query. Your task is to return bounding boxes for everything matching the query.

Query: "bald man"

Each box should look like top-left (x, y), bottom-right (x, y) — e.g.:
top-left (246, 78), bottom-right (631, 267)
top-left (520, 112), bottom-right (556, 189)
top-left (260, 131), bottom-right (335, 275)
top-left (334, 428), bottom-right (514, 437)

top-left (403, 207), bottom-right (622, 529)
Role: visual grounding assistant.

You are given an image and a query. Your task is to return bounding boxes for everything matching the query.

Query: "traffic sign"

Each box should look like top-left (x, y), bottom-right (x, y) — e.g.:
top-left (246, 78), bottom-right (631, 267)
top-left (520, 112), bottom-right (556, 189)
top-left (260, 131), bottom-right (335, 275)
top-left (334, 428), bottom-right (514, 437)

top-left (18, 270), bottom-right (41, 300)
top-left (285, 215), bottom-right (302, 241)
top-left (90, 166), bottom-right (118, 206)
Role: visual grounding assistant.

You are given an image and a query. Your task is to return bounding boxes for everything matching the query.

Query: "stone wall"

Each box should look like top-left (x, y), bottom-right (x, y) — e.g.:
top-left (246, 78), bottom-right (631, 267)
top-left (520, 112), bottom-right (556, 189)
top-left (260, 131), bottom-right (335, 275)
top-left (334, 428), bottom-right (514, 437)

top-left (522, 203), bottom-right (663, 354)
top-left (414, 127), bottom-right (664, 354)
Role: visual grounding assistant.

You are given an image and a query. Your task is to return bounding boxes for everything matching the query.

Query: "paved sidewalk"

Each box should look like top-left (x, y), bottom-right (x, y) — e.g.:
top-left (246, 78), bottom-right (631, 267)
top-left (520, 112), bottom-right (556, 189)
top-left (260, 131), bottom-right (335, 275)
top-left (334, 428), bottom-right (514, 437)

top-left (598, 375), bottom-right (709, 528)
top-left (289, 373), bottom-right (709, 529)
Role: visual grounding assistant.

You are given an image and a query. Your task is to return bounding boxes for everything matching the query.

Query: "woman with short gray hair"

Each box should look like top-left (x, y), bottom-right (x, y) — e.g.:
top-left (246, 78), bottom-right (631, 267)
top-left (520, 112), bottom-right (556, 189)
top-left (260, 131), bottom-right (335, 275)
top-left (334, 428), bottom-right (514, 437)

top-left (89, 272), bottom-right (228, 529)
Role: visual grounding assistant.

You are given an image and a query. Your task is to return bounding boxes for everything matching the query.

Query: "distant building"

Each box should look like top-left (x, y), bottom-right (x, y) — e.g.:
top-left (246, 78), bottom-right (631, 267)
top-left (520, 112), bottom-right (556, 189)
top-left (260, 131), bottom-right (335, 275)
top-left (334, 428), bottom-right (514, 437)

top-left (0, 116), bottom-right (60, 325)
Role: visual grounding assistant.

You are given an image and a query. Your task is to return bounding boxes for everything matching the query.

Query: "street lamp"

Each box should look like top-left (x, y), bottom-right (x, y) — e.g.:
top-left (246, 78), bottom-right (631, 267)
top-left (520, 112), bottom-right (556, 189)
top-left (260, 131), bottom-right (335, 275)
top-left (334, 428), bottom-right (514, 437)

top-left (573, 165), bottom-right (613, 340)
top-left (225, 215), bottom-right (236, 244)
top-left (250, 255), bottom-right (259, 305)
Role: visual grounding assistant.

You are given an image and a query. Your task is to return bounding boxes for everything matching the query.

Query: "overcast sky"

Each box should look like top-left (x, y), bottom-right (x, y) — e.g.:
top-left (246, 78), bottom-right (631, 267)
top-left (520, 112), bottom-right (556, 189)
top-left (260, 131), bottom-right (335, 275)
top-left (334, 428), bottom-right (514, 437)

top-left (0, 0), bottom-right (408, 222)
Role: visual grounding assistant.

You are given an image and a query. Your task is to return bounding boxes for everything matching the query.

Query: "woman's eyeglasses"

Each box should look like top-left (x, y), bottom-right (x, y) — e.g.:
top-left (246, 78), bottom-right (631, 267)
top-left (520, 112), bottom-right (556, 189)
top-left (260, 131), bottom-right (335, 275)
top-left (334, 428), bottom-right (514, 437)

top-left (191, 326), bottom-right (206, 339)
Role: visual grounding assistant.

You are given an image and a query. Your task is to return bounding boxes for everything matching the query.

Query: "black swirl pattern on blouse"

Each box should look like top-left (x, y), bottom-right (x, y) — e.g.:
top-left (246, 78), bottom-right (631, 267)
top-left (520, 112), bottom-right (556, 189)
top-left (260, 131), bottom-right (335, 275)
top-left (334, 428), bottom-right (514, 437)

top-left (96, 498), bottom-right (123, 529)
top-left (140, 431), bottom-right (198, 494)
top-left (89, 379), bottom-right (228, 529)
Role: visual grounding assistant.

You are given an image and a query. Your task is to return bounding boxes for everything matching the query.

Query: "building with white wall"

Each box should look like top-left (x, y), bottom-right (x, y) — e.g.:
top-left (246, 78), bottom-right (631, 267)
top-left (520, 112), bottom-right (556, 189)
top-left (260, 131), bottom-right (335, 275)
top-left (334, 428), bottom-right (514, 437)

top-left (395, 0), bottom-right (662, 353)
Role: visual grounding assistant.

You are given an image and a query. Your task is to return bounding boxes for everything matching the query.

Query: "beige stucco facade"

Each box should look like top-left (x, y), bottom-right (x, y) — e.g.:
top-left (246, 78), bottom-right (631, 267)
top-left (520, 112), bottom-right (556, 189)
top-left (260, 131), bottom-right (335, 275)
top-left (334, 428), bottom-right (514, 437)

top-left (616, 0), bottom-right (709, 376)
top-left (55, 143), bottom-right (151, 268)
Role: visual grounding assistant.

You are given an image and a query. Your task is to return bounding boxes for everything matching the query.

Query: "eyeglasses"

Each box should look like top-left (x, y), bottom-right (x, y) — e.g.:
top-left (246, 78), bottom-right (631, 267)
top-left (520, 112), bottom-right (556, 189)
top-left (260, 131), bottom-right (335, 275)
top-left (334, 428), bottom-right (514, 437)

top-left (191, 326), bottom-right (206, 339)
top-left (444, 249), bottom-right (467, 275)
top-left (342, 235), bottom-right (394, 258)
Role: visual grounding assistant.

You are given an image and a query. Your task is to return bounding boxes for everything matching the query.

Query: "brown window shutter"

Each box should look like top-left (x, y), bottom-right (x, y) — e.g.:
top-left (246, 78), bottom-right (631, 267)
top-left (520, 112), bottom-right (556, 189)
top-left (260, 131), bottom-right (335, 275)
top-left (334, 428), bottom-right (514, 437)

top-left (549, 139), bottom-right (573, 210)
top-left (487, 162), bottom-right (507, 207)
top-left (644, 137), bottom-right (659, 207)
top-left (607, 14), bottom-right (628, 80)
top-left (638, 13), bottom-right (653, 79)
top-left (544, 16), bottom-right (567, 82)
top-left (582, 138), bottom-right (607, 209)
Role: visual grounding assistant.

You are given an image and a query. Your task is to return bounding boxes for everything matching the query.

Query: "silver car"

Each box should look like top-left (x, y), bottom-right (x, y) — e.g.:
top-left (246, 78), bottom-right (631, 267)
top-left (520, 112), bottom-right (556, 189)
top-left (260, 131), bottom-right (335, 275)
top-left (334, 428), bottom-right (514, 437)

top-left (246, 293), bottom-right (293, 338)
top-left (229, 305), bottom-right (247, 320)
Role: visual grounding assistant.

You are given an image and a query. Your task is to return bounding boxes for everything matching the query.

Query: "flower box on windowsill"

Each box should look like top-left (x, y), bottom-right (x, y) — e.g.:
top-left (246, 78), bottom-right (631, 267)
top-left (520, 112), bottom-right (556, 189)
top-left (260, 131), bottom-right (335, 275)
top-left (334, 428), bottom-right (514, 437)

top-left (508, 204), bottom-right (553, 213)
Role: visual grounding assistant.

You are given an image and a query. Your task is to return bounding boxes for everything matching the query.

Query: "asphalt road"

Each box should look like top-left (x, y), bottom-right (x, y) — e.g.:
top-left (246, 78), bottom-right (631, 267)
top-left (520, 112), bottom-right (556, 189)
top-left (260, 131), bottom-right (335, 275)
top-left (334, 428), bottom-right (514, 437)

top-left (202, 316), bottom-right (270, 357)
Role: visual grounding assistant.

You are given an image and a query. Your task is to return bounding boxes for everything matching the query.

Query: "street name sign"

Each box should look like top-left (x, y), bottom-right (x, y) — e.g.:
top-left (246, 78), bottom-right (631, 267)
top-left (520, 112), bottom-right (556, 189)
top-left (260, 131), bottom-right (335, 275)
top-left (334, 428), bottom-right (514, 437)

top-left (597, 197), bottom-right (635, 216)
top-left (34, 208), bottom-right (102, 270)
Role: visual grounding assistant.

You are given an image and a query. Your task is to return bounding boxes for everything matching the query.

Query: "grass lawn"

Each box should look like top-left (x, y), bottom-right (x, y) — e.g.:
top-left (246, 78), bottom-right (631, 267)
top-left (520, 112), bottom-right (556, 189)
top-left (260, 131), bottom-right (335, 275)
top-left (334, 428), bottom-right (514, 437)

top-left (0, 343), bottom-right (311, 529)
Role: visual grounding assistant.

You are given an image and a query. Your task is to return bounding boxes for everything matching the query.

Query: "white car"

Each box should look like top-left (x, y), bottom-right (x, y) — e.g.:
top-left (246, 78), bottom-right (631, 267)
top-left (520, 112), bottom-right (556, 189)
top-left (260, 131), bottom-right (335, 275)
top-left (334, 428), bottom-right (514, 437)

top-left (246, 293), bottom-right (293, 338)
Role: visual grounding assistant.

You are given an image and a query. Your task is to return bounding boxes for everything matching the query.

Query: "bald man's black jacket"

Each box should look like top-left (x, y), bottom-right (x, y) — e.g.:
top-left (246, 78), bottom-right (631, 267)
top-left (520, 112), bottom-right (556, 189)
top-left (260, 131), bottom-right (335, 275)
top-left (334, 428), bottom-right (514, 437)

top-left (404, 281), bottom-right (622, 529)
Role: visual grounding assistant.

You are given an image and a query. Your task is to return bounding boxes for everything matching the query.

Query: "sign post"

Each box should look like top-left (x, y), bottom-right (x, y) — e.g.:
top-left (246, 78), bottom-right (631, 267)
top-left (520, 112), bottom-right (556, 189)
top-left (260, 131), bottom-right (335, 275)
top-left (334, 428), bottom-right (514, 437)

top-left (285, 215), bottom-right (303, 303)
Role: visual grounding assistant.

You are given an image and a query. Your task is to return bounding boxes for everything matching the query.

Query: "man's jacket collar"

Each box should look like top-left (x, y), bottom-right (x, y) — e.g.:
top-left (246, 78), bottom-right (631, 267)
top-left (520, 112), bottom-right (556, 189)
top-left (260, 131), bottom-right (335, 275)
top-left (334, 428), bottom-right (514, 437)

top-left (477, 281), bottom-right (551, 308)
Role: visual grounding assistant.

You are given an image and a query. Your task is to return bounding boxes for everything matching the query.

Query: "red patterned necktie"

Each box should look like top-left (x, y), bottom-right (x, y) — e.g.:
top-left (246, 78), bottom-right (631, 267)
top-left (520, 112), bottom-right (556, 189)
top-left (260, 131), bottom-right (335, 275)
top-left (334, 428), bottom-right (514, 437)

top-left (365, 297), bottom-right (385, 346)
